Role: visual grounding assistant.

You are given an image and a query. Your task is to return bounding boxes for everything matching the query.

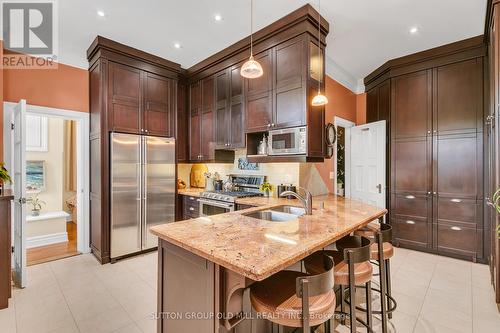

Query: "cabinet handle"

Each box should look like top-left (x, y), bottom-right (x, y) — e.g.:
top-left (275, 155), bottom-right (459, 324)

top-left (433, 130), bottom-right (437, 133)
top-left (189, 207), bottom-right (195, 211)
top-left (405, 195), bottom-right (415, 199)
top-left (450, 198), bottom-right (462, 203)
top-left (450, 226), bottom-right (462, 231)
top-left (271, 123), bottom-right (275, 127)
top-left (189, 197), bottom-right (195, 201)
top-left (433, 192), bottom-right (437, 195)
top-left (406, 220), bottom-right (416, 225)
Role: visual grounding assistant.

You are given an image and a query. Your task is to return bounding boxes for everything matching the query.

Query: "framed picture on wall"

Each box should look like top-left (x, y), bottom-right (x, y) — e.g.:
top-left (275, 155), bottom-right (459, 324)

top-left (26, 160), bottom-right (46, 192)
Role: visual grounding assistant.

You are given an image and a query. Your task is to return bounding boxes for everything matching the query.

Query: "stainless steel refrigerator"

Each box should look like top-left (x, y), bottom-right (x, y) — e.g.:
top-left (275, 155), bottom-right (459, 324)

top-left (110, 133), bottom-right (175, 259)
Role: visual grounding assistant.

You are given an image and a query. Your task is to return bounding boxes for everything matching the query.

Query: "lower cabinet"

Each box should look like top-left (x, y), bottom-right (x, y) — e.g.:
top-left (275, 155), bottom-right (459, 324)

top-left (182, 195), bottom-right (200, 220)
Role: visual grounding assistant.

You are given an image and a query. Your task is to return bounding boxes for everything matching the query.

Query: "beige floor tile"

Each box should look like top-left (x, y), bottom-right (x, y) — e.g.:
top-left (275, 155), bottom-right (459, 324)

top-left (135, 316), bottom-right (157, 333)
top-left (65, 287), bottom-right (121, 322)
top-left (111, 322), bottom-right (142, 333)
top-left (419, 298), bottom-right (472, 333)
top-left (76, 305), bottom-right (133, 333)
top-left (0, 300), bottom-right (17, 333)
top-left (414, 317), bottom-right (469, 333)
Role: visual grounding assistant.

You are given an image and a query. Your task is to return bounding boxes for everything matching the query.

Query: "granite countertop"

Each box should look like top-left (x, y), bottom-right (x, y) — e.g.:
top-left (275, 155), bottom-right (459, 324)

top-left (151, 194), bottom-right (387, 281)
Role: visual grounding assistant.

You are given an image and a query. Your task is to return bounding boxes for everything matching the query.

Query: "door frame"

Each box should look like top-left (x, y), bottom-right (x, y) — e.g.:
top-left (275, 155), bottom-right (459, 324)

top-left (3, 102), bottom-right (90, 254)
top-left (333, 116), bottom-right (355, 197)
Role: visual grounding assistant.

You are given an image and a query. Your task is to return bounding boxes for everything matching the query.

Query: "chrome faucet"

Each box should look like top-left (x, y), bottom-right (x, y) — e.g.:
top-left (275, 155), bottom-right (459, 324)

top-left (279, 186), bottom-right (313, 215)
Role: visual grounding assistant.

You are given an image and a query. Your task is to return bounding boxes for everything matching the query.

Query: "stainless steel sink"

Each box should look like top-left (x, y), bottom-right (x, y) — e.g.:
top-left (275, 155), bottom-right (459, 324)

top-left (242, 205), bottom-right (305, 222)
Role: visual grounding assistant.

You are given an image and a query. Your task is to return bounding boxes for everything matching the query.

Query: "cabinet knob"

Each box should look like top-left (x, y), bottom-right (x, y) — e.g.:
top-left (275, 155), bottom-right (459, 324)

top-left (145, 129), bottom-right (148, 133)
top-left (427, 191), bottom-right (431, 195)
top-left (433, 130), bottom-right (437, 133)
top-left (271, 123), bottom-right (275, 127)
top-left (267, 124), bottom-right (271, 128)
top-left (433, 192), bottom-right (437, 195)
top-left (427, 130), bottom-right (431, 134)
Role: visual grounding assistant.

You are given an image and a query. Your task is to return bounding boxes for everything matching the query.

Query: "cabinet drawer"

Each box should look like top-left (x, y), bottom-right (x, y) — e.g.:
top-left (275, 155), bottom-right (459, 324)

top-left (436, 197), bottom-right (478, 226)
top-left (392, 194), bottom-right (429, 218)
top-left (436, 223), bottom-right (482, 258)
top-left (183, 195), bottom-right (199, 218)
top-left (392, 217), bottom-right (430, 249)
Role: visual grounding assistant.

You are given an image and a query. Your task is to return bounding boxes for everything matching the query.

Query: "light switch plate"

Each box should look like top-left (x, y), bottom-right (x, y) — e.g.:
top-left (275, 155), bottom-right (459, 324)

top-left (329, 172), bottom-right (334, 179)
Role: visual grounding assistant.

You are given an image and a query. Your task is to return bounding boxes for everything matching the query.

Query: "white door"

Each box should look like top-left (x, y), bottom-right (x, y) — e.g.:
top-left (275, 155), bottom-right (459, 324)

top-left (13, 100), bottom-right (27, 288)
top-left (349, 120), bottom-right (386, 208)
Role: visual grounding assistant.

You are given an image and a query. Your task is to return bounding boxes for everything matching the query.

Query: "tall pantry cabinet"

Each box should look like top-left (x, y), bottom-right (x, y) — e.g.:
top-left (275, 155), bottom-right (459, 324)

top-left (365, 37), bottom-right (486, 262)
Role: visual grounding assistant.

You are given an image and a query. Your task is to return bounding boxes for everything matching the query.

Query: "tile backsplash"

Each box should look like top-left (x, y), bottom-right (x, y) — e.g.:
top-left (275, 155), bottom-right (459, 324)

top-left (178, 150), bottom-right (330, 196)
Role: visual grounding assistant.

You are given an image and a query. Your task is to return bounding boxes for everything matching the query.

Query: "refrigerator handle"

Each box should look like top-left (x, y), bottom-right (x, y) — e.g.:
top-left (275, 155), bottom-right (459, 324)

top-left (142, 136), bottom-right (148, 247)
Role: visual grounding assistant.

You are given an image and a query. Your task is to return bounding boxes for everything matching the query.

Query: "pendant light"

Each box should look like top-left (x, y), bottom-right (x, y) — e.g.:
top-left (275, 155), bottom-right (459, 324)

top-left (241, 0), bottom-right (263, 79)
top-left (311, 0), bottom-right (328, 106)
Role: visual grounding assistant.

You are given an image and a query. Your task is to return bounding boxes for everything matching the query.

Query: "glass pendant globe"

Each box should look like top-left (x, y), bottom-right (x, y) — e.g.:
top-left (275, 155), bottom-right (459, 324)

top-left (311, 92), bottom-right (328, 106)
top-left (241, 56), bottom-right (263, 79)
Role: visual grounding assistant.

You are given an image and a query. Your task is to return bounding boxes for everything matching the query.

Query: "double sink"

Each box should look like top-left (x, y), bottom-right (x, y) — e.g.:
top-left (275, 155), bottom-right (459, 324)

top-left (242, 205), bottom-right (306, 222)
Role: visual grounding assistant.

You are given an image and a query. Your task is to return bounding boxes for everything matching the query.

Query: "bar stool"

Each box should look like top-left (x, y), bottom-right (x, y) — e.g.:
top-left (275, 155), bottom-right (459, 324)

top-left (250, 255), bottom-right (336, 332)
top-left (304, 236), bottom-right (373, 333)
top-left (354, 221), bottom-right (397, 333)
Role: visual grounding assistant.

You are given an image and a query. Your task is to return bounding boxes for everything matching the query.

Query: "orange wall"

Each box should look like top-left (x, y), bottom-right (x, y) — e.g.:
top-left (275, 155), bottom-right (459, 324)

top-left (314, 76), bottom-right (366, 193)
top-left (1, 57), bottom-right (88, 161)
top-left (3, 62), bottom-right (89, 112)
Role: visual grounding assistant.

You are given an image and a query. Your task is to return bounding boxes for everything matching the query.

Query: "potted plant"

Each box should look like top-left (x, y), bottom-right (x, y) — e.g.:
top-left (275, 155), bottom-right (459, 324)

top-left (0, 163), bottom-right (12, 195)
top-left (28, 195), bottom-right (46, 216)
top-left (259, 182), bottom-right (274, 197)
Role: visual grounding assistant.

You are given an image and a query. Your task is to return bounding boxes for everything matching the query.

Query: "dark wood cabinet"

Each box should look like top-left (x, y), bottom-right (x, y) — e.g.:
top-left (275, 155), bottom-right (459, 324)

top-left (201, 77), bottom-right (215, 160)
top-left (108, 62), bottom-right (142, 134)
top-left (214, 66), bottom-right (246, 149)
top-left (87, 36), bottom-right (182, 264)
top-left (0, 192), bottom-right (13, 309)
top-left (246, 50), bottom-right (274, 132)
top-left (189, 81), bottom-right (202, 161)
top-left (182, 195), bottom-right (200, 219)
top-left (144, 72), bottom-right (175, 137)
top-left (366, 37), bottom-right (486, 262)
top-left (486, 0), bottom-right (500, 304)
top-left (274, 36), bottom-right (306, 129)
top-left (177, 82), bottom-right (188, 162)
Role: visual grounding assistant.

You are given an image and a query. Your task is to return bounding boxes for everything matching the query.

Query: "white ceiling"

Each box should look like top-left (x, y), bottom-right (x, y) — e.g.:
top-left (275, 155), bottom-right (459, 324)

top-left (58, 0), bottom-right (487, 92)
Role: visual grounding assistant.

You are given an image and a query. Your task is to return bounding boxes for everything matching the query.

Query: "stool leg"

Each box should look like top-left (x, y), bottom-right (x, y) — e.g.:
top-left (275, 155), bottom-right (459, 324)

top-left (340, 285), bottom-right (346, 325)
top-left (379, 257), bottom-right (388, 333)
top-left (328, 317), bottom-right (334, 333)
top-left (348, 263), bottom-right (356, 333)
top-left (385, 259), bottom-right (393, 319)
top-left (366, 281), bottom-right (373, 331)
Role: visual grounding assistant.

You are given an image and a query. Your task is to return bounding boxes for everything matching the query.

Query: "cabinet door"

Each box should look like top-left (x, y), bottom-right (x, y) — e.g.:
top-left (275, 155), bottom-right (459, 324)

top-left (392, 138), bottom-right (431, 195)
top-left (434, 58), bottom-right (483, 135)
top-left (215, 70), bottom-right (230, 148)
top-left (230, 66), bottom-right (245, 148)
top-left (144, 72), bottom-right (173, 137)
top-left (392, 70), bottom-right (432, 139)
top-left (189, 82), bottom-right (202, 160)
top-left (245, 50), bottom-right (273, 132)
top-left (366, 87), bottom-right (379, 123)
top-left (274, 37), bottom-right (306, 128)
top-left (201, 77), bottom-right (215, 160)
top-left (108, 62), bottom-right (142, 134)
top-left (177, 83), bottom-right (188, 162)
top-left (435, 134), bottom-right (481, 199)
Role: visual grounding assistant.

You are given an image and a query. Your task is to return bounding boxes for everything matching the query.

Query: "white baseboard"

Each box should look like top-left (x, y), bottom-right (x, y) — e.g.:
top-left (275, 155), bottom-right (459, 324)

top-left (27, 232), bottom-right (68, 249)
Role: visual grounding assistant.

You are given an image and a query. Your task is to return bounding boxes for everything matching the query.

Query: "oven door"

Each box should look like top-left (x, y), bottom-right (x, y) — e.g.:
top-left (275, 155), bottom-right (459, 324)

top-left (198, 199), bottom-right (235, 217)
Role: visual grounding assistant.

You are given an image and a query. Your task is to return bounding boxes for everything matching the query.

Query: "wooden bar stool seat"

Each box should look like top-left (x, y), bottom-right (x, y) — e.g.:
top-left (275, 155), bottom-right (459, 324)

top-left (304, 250), bottom-right (373, 286)
top-left (370, 242), bottom-right (394, 260)
top-left (250, 255), bottom-right (336, 331)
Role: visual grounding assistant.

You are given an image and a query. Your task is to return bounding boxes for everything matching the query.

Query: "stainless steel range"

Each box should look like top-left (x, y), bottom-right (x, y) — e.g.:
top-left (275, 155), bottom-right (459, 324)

top-left (198, 175), bottom-right (266, 217)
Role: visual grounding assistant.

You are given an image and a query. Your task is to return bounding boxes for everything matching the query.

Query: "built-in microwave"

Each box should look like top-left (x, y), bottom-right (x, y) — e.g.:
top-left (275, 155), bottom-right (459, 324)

top-left (268, 126), bottom-right (307, 155)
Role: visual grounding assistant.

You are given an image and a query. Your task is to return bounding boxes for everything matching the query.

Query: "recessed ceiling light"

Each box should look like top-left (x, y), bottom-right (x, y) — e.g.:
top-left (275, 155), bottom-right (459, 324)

top-left (174, 42), bottom-right (181, 49)
top-left (214, 14), bottom-right (222, 21)
top-left (409, 26), bottom-right (419, 34)
top-left (97, 10), bottom-right (105, 17)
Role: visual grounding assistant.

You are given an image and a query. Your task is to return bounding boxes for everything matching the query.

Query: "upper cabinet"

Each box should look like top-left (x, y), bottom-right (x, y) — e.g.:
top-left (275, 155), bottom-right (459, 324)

top-left (106, 61), bottom-right (175, 137)
top-left (274, 36), bottom-right (306, 129)
top-left (190, 77), bottom-right (216, 161)
top-left (143, 72), bottom-right (175, 137)
top-left (245, 50), bottom-right (274, 132)
top-left (108, 62), bottom-right (142, 134)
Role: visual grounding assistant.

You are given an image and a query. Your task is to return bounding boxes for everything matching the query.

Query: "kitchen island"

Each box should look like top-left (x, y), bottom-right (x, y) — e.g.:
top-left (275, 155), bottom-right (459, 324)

top-left (150, 194), bottom-right (387, 333)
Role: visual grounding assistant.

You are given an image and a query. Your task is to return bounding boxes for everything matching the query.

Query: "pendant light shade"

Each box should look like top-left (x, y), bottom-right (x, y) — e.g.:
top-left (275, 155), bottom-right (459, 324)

top-left (241, 0), bottom-right (263, 79)
top-left (312, 0), bottom-right (328, 106)
top-left (312, 92), bottom-right (329, 106)
top-left (241, 55), bottom-right (263, 79)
